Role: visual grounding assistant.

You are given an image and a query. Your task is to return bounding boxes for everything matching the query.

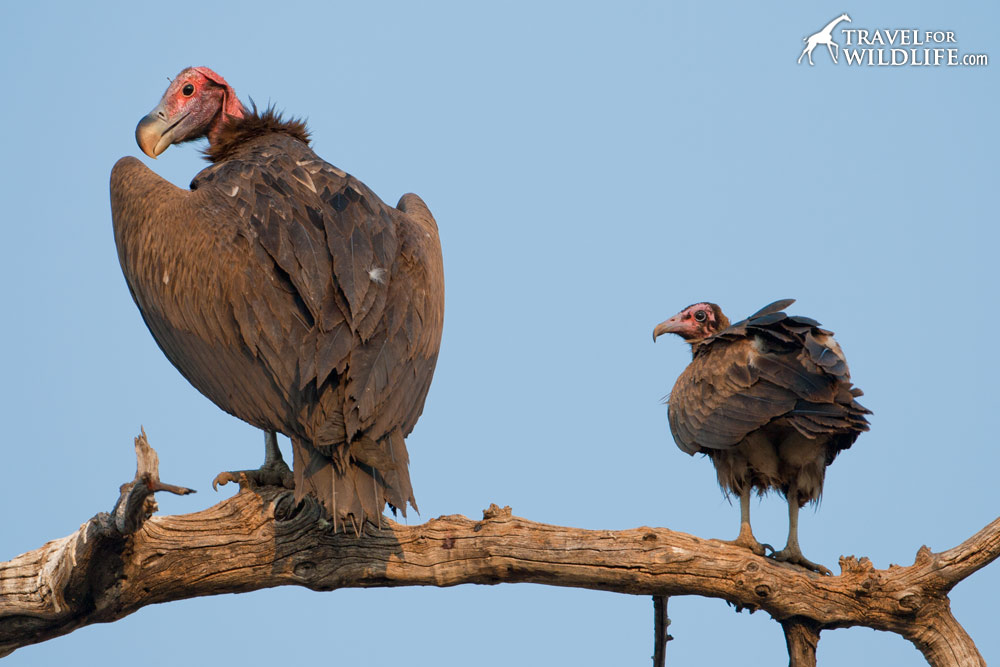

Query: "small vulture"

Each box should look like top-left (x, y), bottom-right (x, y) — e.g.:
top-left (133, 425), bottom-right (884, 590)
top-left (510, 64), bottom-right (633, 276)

top-left (653, 299), bottom-right (870, 573)
top-left (110, 67), bottom-right (444, 532)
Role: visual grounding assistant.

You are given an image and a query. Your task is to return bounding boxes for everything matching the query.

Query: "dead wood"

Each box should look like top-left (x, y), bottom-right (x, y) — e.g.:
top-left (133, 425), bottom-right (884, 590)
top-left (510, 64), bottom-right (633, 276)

top-left (0, 434), bottom-right (995, 665)
top-left (782, 617), bottom-right (821, 667)
top-left (652, 595), bottom-right (672, 667)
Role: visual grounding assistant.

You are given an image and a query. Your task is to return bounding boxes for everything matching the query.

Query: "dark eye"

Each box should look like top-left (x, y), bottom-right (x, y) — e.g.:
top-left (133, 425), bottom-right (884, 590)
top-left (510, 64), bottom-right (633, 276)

top-left (182, 83), bottom-right (195, 96)
top-left (694, 310), bottom-right (707, 322)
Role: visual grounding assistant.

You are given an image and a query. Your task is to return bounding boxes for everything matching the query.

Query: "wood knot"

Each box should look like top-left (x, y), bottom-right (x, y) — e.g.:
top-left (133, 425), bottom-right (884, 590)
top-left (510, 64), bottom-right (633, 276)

top-left (643, 532), bottom-right (658, 542)
top-left (482, 504), bottom-right (512, 520)
top-left (442, 537), bottom-right (455, 549)
top-left (745, 562), bottom-right (759, 573)
top-left (754, 585), bottom-right (771, 599)
top-left (898, 594), bottom-right (922, 612)
top-left (855, 577), bottom-right (877, 596)
top-left (293, 561), bottom-right (315, 578)
top-left (272, 492), bottom-right (304, 522)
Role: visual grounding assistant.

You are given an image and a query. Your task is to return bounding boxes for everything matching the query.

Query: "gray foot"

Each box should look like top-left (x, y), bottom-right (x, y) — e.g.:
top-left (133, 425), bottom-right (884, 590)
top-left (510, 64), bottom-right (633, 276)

top-left (718, 523), bottom-right (772, 557)
top-left (770, 546), bottom-right (832, 575)
top-left (213, 430), bottom-right (294, 491)
top-left (212, 458), bottom-right (294, 491)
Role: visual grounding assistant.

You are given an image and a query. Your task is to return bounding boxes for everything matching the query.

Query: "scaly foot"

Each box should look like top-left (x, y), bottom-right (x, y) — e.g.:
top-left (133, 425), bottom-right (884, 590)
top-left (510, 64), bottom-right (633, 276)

top-left (717, 522), bottom-right (772, 557)
top-left (212, 459), bottom-right (294, 490)
top-left (213, 430), bottom-right (295, 491)
top-left (770, 546), bottom-right (832, 575)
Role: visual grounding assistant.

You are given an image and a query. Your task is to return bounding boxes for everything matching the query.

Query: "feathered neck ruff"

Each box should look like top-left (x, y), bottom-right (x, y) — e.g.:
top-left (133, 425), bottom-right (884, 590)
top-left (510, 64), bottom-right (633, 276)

top-left (203, 105), bottom-right (311, 163)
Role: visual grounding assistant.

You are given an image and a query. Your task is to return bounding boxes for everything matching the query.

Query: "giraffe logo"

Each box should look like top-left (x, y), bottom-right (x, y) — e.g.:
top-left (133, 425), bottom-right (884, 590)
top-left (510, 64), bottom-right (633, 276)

top-left (798, 13), bottom-right (852, 65)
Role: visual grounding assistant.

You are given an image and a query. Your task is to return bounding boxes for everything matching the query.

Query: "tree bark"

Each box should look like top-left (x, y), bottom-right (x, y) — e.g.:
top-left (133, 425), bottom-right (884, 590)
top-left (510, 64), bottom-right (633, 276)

top-left (782, 617), bottom-right (820, 667)
top-left (0, 435), bottom-right (995, 664)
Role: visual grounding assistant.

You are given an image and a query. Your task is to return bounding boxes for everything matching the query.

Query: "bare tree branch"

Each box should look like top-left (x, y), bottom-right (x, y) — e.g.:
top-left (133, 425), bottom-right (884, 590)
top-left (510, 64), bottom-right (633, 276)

top-left (0, 435), bottom-right (995, 664)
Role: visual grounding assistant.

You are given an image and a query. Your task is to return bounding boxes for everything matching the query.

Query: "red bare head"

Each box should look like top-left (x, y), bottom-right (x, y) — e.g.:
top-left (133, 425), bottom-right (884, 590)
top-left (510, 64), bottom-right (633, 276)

top-left (135, 66), bottom-right (247, 158)
top-left (652, 302), bottom-right (730, 344)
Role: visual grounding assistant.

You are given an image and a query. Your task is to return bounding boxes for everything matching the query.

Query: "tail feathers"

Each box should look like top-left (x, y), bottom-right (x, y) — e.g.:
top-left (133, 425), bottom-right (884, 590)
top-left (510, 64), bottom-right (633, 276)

top-left (292, 430), bottom-right (417, 533)
top-left (378, 430), bottom-right (417, 514)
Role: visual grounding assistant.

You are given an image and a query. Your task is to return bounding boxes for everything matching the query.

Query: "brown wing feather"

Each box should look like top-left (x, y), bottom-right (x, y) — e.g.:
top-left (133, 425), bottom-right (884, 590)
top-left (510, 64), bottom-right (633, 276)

top-left (668, 311), bottom-right (869, 457)
top-left (669, 340), bottom-right (796, 453)
top-left (110, 129), bottom-right (444, 527)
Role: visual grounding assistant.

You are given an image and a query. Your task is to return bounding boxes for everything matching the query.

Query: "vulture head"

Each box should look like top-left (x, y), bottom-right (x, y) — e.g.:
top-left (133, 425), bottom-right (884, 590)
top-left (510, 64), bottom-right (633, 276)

top-left (652, 302), bottom-right (730, 344)
top-left (135, 66), bottom-right (246, 158)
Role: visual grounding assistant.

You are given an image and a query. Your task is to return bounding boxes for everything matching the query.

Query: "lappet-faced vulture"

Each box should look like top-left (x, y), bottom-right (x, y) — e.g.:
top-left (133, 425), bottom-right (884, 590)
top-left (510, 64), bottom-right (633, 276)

top-left (110, 67), bottom-right (444, 532)
top-left (653, 299), bottom-right (870, 573)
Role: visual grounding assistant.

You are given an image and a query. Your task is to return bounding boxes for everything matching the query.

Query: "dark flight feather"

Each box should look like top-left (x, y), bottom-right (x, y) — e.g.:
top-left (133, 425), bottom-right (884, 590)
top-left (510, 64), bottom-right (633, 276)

top-left (746, 298), bottom-right (796, 320)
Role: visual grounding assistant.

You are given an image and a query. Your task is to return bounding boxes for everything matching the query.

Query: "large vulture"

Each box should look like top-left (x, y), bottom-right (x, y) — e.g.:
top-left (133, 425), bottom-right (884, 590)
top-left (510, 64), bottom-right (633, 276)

top-left (653, 299), bottom-right (870, 572)
top-left (109, 67), bottom-right (444, 532)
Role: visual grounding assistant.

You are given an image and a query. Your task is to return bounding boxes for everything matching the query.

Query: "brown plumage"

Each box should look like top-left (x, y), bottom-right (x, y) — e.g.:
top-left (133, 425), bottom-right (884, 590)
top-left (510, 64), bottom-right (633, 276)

top-left (110, 67), bottom-right (444, 531)
top-left (653, 299), bottom-right (870, 573)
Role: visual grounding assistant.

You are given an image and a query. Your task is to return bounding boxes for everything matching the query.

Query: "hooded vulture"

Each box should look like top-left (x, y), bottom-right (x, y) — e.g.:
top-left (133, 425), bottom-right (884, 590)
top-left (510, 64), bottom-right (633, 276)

top-left (653, 299), bottom-right (870, 573)
top-left (110, 67), bottom-right (444, 532)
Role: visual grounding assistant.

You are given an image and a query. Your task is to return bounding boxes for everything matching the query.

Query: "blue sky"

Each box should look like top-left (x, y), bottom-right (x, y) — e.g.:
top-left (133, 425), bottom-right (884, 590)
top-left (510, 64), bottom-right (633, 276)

top-left (1, 2), bottom-right (997, 665)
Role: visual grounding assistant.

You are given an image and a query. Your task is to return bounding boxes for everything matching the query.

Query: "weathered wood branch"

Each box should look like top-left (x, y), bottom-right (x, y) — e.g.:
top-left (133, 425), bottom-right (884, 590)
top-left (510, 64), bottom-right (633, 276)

top-left (1, 437), bottom-right (996, 664)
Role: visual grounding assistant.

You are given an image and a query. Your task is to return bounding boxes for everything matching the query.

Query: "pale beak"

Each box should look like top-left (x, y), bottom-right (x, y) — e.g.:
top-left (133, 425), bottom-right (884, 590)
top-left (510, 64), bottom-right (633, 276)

top-left (135, 101), bottom-right (186, 158)
top-left (652, 314), bottom-right (684, 342)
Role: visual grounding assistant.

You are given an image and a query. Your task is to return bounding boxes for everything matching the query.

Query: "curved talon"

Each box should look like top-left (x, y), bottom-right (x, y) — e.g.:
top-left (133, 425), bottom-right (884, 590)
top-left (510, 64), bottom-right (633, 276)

top-left (213, 431), bottom-right (295, 493)
top-left (212, 464), bottom-right (293, 492)
top-left (211, 471), bottom-right (243, 491)
top-left (761, 542), bottom-right (775, 556)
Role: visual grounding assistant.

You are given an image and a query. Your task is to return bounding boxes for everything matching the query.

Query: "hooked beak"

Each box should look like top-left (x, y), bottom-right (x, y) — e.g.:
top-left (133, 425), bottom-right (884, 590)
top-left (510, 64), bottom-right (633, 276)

top-left (652, 314), bottom-right (684, 342)
top-left (135, 101), bottom-right (188, 158)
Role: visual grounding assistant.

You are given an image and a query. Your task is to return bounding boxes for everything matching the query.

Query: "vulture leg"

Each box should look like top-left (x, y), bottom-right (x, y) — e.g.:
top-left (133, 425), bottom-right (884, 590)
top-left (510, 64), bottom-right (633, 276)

top-left (771, 496), bottom-right (832, 575)
top-left (212, 430), bottom-right (295, 491)
top-left (721, 487), bottom-right (771, 557)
